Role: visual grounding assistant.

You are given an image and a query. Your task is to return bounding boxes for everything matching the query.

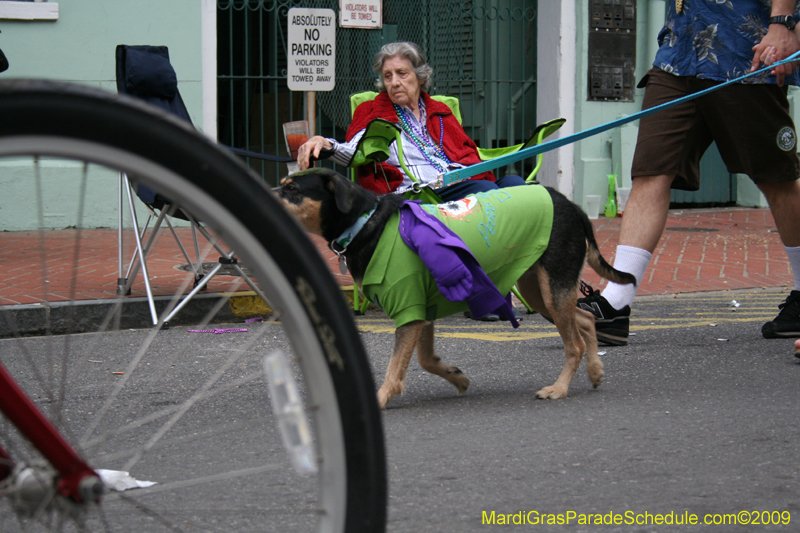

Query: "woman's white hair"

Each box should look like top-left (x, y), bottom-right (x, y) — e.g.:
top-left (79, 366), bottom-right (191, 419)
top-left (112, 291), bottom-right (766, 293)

top-left (372, 41), bottom-right (433, 92)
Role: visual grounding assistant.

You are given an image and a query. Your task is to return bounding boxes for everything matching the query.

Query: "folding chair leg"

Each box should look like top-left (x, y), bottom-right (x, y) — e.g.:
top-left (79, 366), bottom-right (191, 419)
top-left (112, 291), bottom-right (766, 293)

top-left (124, 203), bottom-right (167, 296)
top-left (352, 284), bottom-right (373, 315)
top-left (353, 285), bottom-right (363, 315)
top-left (117, 173), bottom-right (127, 294)
top-left (123, 210), bottom-right (154, 286)
top-left (159, 253), bottom-right (272, 325)
top-left (161, 262), bottom-right (224, 325)
top-left (191, 224), bottom-right (204, 279)
top-left (124, 175), bottom-right (159, 325)
top-left (511, 285), bottom-right (535, 314)
top-left (359, 296), bottom-right (370, 314)
top-left (121, 176), bottom-right (276, 326)
top-left (163, 214), bottom-right (205, 288)
top-left (227, 255), bottom-right (271, 307)
top-left (184, 217), bottom-right (273, 309)
top-left (117, 178), bottom-right (157, 294)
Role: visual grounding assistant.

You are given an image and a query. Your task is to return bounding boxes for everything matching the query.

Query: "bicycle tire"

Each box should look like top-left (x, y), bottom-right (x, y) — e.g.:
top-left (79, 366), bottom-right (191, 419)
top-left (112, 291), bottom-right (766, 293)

top-left (0, 79), bottom-right (386, 532)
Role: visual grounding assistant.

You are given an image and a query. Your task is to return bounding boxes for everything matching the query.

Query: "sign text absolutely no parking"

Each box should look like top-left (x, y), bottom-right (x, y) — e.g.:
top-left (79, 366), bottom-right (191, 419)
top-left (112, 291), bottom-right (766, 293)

top-left (287, 8), bottom-right (336, 92)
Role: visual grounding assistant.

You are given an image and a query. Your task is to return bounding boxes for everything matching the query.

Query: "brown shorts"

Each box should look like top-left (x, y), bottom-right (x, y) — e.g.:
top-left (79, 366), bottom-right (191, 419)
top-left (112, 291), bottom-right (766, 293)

top-left (631, 68), bottom-right (800, 191)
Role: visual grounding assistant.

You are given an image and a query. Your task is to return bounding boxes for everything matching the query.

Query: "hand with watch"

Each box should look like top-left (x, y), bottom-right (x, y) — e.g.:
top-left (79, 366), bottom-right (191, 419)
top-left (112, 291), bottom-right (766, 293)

top-left (750, 13), bottom-right (800, 86)
top-left (769, 15), bottom-right (797, 31)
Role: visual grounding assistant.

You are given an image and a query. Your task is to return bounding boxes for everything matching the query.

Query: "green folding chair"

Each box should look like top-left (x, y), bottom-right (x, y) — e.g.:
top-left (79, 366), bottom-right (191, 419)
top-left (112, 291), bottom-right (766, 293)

top-left (347, 91), bottom-right (565, 315)
top-left (427, 94), bottom-right (566, 185)
top-left (347, 91), bottom-right (566, 186)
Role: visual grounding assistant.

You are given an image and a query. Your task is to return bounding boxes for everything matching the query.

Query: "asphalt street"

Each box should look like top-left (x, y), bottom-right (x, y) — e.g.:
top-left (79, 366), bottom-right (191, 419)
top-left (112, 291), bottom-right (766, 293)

top-left (2, 287), bottom-right (797, 532)
top-left (357, 288), bottom-right (800, 532)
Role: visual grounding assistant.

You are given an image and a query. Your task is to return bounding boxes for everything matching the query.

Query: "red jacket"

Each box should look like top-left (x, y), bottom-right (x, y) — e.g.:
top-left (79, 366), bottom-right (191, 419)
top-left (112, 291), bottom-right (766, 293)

top-left (346, 91), bottom-right (495, 195)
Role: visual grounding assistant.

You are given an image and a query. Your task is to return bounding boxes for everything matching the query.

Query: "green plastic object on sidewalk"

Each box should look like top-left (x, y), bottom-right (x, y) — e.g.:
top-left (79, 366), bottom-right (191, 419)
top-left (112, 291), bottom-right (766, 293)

top-left (604, 174), bottom-right (617, 218)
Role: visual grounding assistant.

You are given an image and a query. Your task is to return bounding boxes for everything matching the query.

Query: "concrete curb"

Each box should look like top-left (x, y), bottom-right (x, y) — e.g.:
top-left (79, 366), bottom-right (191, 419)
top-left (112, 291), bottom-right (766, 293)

top-left (0, 287), bottom-right (370, 337)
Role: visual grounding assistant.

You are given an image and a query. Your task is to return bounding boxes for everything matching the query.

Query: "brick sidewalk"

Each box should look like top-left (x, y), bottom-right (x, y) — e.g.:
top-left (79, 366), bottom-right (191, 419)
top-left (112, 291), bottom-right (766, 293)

top-left (0, 207), bottom-right (793, 307)
top-left (0, 229), bottom-right (248, 306)
top-left (583, 208), bottom-right (792, 296)
top-left (315, 207), bottom-right (793, 297)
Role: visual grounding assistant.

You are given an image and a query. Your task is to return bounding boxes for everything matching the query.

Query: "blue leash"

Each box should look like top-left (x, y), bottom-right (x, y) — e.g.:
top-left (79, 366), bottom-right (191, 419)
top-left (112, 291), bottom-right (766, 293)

top-left (441, 51), bottom-right (800, 185)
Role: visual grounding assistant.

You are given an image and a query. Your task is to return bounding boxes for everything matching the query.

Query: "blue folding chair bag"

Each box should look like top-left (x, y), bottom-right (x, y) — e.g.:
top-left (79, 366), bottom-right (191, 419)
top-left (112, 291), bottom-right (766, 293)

top-left (124, 47), bottom-right (178, 100)
top-left (116, 45), bottom-right (192, 208)
top-left (114, 44), bottom-right (273, 326)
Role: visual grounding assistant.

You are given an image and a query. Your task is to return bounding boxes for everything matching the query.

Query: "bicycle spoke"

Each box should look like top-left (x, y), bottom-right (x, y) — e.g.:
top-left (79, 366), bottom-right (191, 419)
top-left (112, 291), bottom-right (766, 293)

top-left (0, 79), bottom-right (385, 532)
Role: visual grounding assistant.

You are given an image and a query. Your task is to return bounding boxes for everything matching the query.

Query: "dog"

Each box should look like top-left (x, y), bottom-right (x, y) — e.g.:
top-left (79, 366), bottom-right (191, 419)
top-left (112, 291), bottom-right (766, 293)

top-left (277, 168), bottom-right (635, 408)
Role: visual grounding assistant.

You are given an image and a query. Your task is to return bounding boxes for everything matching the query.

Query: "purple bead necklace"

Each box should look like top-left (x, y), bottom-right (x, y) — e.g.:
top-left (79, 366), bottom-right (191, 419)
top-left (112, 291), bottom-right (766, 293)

top-left (394, 101), bottom-right (451, 173)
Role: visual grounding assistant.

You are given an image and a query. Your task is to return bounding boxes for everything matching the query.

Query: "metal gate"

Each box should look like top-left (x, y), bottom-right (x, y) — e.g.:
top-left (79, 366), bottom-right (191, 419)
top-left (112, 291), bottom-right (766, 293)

top-left (218, 0), bottom-right (538, 186)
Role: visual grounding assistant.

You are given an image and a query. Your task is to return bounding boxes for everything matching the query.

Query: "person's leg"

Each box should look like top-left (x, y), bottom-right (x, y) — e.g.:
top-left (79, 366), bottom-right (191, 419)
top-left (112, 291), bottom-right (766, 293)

top-left (436, 178), bottom-right (497, 202)
top-left (759, 180), bottom-right (800, 249)
top-left (496, 174), bottom-right (526, 188)
top-left (436, 174), bottom-right (525, 202)
top-left (760, 180), bottom-right (800, 291)
top-left (758, 180), bottom-right (800, 338)
top-left (577, 69), bottom-right (709, 345)
top-left (576, 173), bottom-right (674, 345)
top-left (710, 82), bottom-right (800, 339)
top-left (599, 173), bottom-right (674, 310)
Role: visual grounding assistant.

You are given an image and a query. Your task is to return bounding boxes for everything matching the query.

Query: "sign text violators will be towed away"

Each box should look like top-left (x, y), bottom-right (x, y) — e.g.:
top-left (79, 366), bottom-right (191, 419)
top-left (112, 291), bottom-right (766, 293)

top-left (287, 8), bottom-right (336, 92)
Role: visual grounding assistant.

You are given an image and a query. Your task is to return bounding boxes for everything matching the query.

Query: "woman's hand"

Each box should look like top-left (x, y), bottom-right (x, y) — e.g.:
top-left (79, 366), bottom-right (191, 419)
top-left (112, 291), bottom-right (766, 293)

top-left (751, 23), bottom-right (800, 87)
top-left (296, 136), bottom-right (333, 170)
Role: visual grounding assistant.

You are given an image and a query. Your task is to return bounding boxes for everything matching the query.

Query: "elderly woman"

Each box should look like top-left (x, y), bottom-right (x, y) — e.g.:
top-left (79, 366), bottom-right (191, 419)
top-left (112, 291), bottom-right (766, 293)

top-left (296, 41), bottom-right (525, 202)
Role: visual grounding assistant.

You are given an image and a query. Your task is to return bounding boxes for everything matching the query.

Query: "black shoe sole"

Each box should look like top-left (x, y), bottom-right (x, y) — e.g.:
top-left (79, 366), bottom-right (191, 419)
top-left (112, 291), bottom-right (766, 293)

top-left (761, 324), bottom-right (800, 339)
top-left (596, 330), bottom-right (629, 346)
top-left (548, 312), bottom-right (630, 345)
top-left (595, 318), bottom-right (630, 346)
top-left (464, 311), bottom-right (499, 321)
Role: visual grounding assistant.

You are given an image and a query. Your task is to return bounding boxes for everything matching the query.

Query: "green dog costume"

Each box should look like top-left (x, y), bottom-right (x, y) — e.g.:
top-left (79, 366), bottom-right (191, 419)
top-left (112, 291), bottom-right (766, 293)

top-left (361, 185), bottom-right (554, 327)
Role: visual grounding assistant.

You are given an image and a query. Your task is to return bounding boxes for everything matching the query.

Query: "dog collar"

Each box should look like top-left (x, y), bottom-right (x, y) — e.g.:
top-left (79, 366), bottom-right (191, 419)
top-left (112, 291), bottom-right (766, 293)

top-left (331, 205), bottom-right (377, 274)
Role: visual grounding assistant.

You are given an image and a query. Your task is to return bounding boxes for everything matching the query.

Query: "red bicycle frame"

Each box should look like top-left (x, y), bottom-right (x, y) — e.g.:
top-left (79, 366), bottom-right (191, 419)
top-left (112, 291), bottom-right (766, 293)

top-left (0, 361), bottom-right (99, 502)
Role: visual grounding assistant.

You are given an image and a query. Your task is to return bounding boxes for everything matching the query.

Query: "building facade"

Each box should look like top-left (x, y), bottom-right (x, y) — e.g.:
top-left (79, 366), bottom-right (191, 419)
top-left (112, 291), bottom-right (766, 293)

top-left (0, 0), bottom-right (789, 230)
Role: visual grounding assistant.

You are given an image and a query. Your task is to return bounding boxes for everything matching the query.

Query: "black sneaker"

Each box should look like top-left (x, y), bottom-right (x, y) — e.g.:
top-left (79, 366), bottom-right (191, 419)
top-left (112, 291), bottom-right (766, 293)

top-left (762, 290), bottom-right (800, 338)
top-left (464, 310), bottom-right (500, 322)
top-left (464, 307), bottom-right (523, 322)
top-left (577, 281), bottom-right (631, 346)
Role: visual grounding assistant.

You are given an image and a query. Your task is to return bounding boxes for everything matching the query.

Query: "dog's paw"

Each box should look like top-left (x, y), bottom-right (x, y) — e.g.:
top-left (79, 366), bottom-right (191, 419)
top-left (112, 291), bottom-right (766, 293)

top-left (587, 362), bottom-right (604, 389)
top-left (453, 374), bottom-right (470, 395)
top-left (377, 383), bottom-right (402, 409)
top-left (377, 390), bottom-right (391, 410)
top-left (535, 385), bottom-right (568, 399)
top-left (442, 366), bottom-right (470, 395)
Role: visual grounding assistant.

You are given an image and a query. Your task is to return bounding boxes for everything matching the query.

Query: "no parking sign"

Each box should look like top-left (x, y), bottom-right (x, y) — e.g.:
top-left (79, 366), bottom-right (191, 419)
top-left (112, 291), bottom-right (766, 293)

top-left (287, 8), bottom-right (336, 92)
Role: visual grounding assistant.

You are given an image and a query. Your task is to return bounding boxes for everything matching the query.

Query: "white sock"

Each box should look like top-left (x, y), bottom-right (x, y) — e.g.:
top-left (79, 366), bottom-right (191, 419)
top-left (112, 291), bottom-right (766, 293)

top-left (601, 245), bottom-right (653, 310)
top-left (785, 244), bottom-right (800, 291)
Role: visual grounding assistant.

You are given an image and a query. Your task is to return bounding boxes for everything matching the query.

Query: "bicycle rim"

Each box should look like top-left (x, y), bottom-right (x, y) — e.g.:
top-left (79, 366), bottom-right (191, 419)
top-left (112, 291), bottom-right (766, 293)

top-left (0, 80), bottom-right (386, 532)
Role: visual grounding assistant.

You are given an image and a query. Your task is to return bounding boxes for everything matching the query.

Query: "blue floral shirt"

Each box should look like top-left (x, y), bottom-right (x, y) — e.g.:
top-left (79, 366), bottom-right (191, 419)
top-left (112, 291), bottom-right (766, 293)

top-left (653, 0), bottom-right (800, 85)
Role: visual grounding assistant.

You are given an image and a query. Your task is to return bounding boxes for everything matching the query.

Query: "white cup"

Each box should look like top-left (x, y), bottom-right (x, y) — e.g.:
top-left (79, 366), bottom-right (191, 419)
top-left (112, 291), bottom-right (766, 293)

top-left (283, 120), bottom-right (310, 160)
top-left (585, 195), bottom-right (601, 219)
top-left (616, 187), bottom-right (631, 215)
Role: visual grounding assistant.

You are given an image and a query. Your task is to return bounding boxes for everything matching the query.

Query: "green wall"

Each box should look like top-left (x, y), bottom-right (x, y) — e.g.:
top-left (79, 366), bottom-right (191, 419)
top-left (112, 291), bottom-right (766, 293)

top-left (573, 0), bottom-right (657, 212)
top-left (0, 0), bottom-right (203, 230)
top-left (573, 0), bottom-right (796, 211)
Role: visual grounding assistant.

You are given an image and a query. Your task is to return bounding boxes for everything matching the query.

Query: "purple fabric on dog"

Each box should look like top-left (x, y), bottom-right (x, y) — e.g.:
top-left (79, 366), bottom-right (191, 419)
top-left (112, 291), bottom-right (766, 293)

top-left (398, 201), bottom-right (519, 328)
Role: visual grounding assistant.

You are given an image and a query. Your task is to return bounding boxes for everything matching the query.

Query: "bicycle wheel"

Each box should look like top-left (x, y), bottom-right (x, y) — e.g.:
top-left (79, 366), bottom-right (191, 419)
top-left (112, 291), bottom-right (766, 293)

top-left (0, 79), bottom-right (386, 532)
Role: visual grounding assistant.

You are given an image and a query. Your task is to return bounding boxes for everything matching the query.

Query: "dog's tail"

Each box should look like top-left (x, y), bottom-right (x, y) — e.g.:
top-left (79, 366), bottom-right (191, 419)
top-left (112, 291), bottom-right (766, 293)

top-left (581, 211), bottom-right (637, 286)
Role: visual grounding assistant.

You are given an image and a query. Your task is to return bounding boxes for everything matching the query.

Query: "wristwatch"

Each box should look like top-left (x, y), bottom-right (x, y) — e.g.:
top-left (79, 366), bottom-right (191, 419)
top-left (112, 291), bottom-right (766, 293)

top-left (769, 15), bottom-right (797, 31)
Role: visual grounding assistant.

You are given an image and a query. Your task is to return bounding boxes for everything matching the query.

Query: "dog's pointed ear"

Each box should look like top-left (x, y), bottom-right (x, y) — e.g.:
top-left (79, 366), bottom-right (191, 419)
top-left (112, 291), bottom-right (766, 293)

top-left (324, 171), bottom-right (357, 213)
